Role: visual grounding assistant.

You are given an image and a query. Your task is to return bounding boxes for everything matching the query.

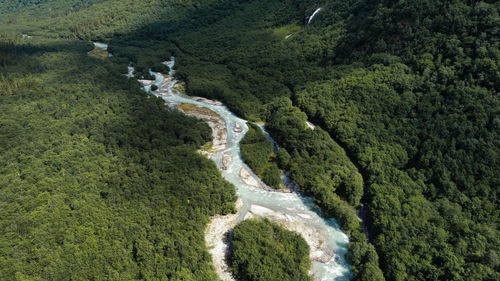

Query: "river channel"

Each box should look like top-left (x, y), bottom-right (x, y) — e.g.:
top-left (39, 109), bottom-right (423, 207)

top-left (136, 56), bottom-right (352, 281)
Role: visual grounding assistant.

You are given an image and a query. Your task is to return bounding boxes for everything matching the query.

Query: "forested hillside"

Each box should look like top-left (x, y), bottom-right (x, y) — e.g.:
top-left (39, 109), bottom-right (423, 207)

top-left (0, 22), bottom-right (235, 281)
top-left (1, 0), bottom-right (499, 280)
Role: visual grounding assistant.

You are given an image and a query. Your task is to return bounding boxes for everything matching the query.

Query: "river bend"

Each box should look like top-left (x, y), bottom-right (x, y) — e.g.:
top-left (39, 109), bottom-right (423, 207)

top-left (139, 58), bottom-right (352, 281)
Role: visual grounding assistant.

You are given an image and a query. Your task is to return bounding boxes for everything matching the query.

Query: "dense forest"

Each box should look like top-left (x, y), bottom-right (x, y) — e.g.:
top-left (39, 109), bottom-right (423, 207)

top-left (1, 0), bottom-right (499, 280)
top-left (240, 123), bottom-right (281, 189)
top-left (0, 21), bottom-right (236, 281)
top-left (231, 219), bottom-right (312, 281)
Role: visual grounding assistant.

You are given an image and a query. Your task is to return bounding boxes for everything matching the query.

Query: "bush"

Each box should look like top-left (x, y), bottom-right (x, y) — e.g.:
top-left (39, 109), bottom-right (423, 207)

top-left (231, 219), bottom-right (312, 281)
top-left (240, 123), bottom-right (281, 188)
top-left (262, 162), bottom-right (281, 188)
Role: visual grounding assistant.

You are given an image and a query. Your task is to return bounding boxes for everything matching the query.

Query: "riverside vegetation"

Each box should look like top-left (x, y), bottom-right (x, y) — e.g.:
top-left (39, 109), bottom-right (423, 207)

top-left (1, 0), bottom-right (499, 281)
top-left (231, 219), bottom-right (312, 281)
top-left (0, 27), bottom-right (236, 281)
top-left (240, 123), bottom-right (281, 189)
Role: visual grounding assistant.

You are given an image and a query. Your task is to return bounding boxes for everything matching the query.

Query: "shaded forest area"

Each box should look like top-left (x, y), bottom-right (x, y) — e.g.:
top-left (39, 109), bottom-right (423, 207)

top-left (0, 30), bottom-right (235, 280)
top-left (1, 0), bottom-right (499, 280)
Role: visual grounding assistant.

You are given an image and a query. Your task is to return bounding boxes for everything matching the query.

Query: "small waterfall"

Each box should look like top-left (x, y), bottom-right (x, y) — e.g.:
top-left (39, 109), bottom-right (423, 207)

top-left (307, 8), bottom-right (323, 24)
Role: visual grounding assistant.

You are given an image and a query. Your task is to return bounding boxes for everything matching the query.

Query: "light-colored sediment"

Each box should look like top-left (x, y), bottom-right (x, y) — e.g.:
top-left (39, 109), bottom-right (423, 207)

top-left (206, 199), bottom-right (332, 281)
top-left (306, 120), bottom-right (316, 130)
top-left (138, 67), bottom-right (349, 281)
top-left (159, 76), bottom-right (173, 92)
top-left (205, 198), bottom-right (243, 281)
top-left (174, 81), bottom-right (186, 94)
top-left (174, 103), bottom-right (238, 280)
top-left (222, 153), bottom-right (232, 170)
top-left (245, 204), bottom-right (334, 263)
top-left (192, 96), bottom-right (224, 106)
top-left (138, 74), bottom-right (241, 279)
top-left (239, 167), bottom-right (262, 188)
top-left (138, 79), bottom-right (154, 87)
top-left (176, 104), bottom-right (228, 160)
top-left (240, 168), bottom-right (293, 193)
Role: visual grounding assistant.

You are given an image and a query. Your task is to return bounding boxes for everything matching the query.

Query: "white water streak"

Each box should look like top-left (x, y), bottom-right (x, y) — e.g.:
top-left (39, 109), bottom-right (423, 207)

top-left (307, 8), bottom-right (323, 24)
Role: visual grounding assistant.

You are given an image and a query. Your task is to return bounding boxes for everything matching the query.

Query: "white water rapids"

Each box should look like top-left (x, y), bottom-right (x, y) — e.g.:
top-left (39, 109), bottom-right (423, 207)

top-left (135, 57), bottom-right (352, 280)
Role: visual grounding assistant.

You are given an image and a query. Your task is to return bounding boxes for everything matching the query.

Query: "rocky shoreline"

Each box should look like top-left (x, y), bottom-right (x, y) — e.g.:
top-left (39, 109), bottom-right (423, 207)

top-left (205, 198), bottom-right (243, 281)
top-left (244, 205), bottom-right (335, 264)
top-left (173, 103), bottom-right (331, 279)
top-left (173, 103), bottom-right (239, 280)
top-left (175, 104), bottom-right (228, 161)
top-left (167, 100), bottom-right (332, 280)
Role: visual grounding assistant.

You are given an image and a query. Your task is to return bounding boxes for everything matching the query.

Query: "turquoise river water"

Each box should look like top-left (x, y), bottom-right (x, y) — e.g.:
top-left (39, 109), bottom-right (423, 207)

top-left (137, 56), bottom-right (352, 280)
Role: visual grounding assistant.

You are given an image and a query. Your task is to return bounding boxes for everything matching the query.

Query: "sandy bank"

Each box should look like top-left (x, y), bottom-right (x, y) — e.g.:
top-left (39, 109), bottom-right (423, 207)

top-left (192, 96), bottom-right (224, 106)
top-left (176, 104), bottom-right (228, 161)
top-left (205, 198), bottom-right (243, 281)
top-left (239, 167), bottom-right (262, 188)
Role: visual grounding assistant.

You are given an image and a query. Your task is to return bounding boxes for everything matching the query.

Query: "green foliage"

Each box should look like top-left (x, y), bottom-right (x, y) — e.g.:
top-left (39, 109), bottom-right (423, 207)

top-left (261, 162), bottom-right (281, 188)
top-left (2, 0), bottom-right (500, 280)
top-left (273, 23), bottom-right (301, 38)
top-left (0, 36), bottom-right (235, 280)
top-left (87, 45), bottom-right (109, 58)
top-left (240, 123), bottom-right (281, 188)
top-left (294, 6), bottom-right (500, 278)
top-left (231, 219), bottom-right (312, 281)
top-left (276, 147), bottom-right (291, 170)
top-left (157, 0), bottom-right (499, 279)
top-left (265, 98), bottom-right (364, 208)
